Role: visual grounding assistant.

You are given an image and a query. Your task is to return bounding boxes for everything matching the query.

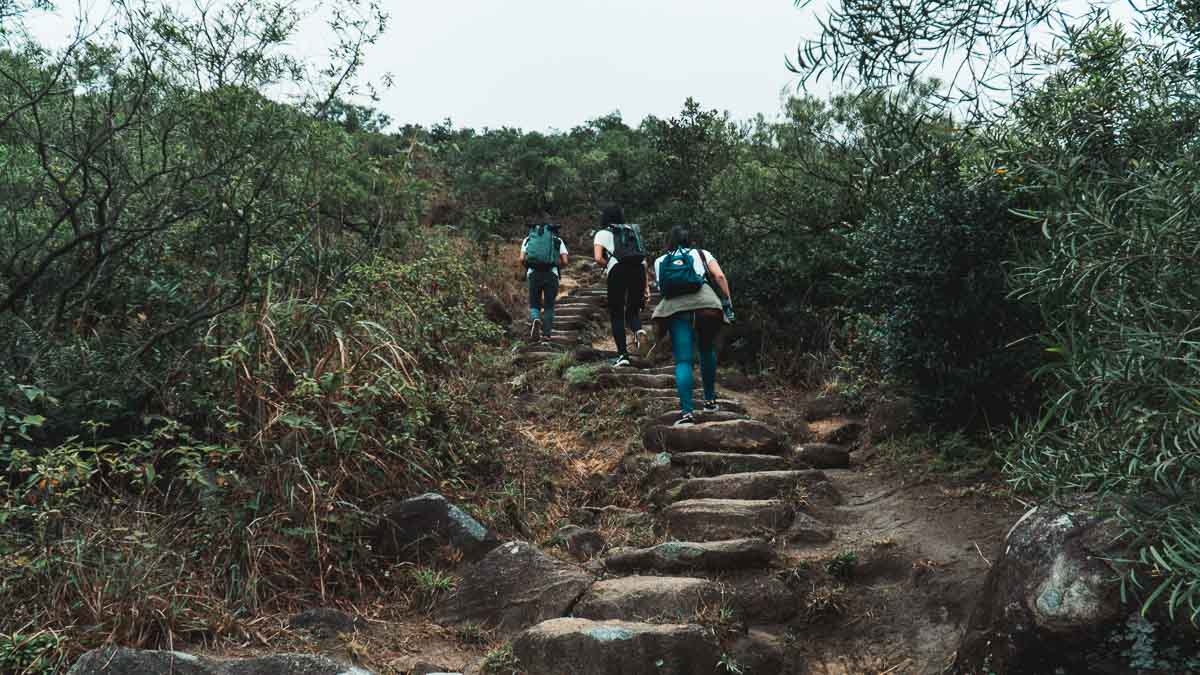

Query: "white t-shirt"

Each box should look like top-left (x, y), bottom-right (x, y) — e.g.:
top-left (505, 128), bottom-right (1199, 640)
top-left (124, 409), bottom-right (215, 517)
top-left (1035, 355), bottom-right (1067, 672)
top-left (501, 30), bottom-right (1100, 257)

top-left (654, 248), bottom-right (716, 281)
top-left (521, 237), bottom-right (569, 277)
top-left (592, 229), bottom-right (618, 275)
top-left (593, 228), bottom-right (648, 275)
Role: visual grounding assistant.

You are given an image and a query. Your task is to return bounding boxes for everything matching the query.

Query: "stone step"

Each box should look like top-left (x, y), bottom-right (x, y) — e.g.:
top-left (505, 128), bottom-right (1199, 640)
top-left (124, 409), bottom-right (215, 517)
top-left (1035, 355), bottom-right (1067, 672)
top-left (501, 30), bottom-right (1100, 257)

top-left (572, 576), bottom-right (721, 622)
top-left (669, 452), bottom-right (791, 476)
top-left (513, 618), bottom-right (719, 675)
top-left (644, 398), bottom-right (747, 415)
top-left (603, 538), bottom-right (773, 573)
top-left (660, 498), bottom-right (794, 541)
top-left (670, 470), bottom-right (830, 502)
top-left (648, 410), bottom-right (746, 427)
top-left (643, 419), bottom-right (788, 455)
top-left (597, 372), bottom-right (678, 389)
top-left (548, 334), bottom-right (583, 346)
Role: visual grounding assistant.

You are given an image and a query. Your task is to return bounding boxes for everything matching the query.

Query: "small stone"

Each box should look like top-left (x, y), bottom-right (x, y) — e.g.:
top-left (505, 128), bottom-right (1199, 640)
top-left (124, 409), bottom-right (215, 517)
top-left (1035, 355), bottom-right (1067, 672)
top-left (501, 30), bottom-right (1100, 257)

top-left (554, 525), bottom-right (606, 560)
top-left (370, 493), bottom-right (499, 563)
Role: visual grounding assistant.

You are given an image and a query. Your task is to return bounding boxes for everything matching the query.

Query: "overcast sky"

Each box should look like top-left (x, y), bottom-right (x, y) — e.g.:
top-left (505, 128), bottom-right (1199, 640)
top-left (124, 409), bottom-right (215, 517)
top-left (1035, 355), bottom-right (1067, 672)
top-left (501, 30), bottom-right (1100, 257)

top-left (23, 0), bottom-right (1139, 132)
top-left (361, 0), bottom-right (823, 131)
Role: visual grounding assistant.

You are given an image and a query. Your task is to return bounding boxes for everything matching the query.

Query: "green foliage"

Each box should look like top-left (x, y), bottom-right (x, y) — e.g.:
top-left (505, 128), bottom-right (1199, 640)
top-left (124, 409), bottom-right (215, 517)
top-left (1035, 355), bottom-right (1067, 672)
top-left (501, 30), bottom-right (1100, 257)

top-left (479, 643), bottom-right (521, 675)
top-left (563, 364), bottom-right (601, 387)
top-left (850, 159), bottom-right (1039, 425)
top-left (825, 550), bottom-right (858, 580)
top-left (0, 630), bottom-right (64, 675)
top-left (717, 653), bottom-right (746, 674)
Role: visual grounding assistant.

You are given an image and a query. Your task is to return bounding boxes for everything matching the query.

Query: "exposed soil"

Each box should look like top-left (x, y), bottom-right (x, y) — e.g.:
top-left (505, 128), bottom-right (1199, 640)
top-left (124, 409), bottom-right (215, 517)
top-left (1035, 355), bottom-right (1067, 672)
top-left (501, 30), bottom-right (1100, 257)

top-left (182, 252), bottom-right (1024, 675)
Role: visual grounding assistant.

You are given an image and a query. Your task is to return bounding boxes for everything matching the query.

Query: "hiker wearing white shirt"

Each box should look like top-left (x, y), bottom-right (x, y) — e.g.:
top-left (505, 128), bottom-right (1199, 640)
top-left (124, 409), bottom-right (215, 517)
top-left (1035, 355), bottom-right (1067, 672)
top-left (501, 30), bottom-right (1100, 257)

top-left (592, 206), bottom-right (650, 366)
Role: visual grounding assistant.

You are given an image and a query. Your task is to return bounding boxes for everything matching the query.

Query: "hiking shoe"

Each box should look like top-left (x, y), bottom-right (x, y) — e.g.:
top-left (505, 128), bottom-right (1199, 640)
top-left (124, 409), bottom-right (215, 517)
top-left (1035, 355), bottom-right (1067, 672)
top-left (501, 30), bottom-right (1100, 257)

top-left (673, 412), bottom-right (696, 426)
top-left (702, 400), bottom-right (719, 412)
top-left (530, 318), bottom-right (542, 341)
top-left (612, 353), bottom-right (631, 368)
top-left (635, 329), bottom-right (648, 355)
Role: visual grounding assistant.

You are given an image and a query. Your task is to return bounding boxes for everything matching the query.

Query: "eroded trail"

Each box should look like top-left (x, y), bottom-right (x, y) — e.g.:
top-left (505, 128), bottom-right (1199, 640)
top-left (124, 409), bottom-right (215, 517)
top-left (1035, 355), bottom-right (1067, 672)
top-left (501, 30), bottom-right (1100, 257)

top-left (490, 260), bottom-right (1021, 674)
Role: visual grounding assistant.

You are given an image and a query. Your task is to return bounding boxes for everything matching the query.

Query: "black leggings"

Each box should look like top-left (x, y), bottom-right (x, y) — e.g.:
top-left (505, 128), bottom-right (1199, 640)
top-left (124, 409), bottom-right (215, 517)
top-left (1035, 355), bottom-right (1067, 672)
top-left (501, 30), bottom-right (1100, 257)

top-left (607, 261), bottom-right (645, 355)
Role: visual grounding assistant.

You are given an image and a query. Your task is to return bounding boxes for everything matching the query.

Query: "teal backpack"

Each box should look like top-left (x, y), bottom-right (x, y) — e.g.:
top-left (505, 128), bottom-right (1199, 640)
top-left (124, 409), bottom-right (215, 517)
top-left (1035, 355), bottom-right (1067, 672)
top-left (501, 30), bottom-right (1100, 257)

top-left (525, 224), bottom-right (560, 270)
top-left (608, 223), bottom-right (646, 263)
top-left (657, 248), bottom-right (706, 298)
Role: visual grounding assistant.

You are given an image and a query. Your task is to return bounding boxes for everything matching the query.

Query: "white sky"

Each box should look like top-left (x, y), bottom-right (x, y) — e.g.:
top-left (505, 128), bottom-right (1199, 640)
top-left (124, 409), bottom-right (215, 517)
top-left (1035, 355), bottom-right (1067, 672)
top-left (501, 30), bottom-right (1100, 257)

top-left (21, 0), bottom-right (1143, 132)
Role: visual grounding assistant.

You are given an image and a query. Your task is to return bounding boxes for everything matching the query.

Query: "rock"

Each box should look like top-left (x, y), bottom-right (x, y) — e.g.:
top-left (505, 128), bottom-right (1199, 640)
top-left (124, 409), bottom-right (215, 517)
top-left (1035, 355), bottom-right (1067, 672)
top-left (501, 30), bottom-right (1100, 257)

top-left (801, 392), bottom-right (847, 421)
top-left (807, 480), bottom-right (845, 506)
top-left (603, 539), bottom-right (774, 573)
top-left (643, 398), bottom-right (748, 416)
top-left (793, 443), bottom-right (850, 469)
top-left (661, 498), bottom-right (794, 540)
top-left (371, 493), bottom-right (500, 563)
top-left (288, 608), bottom-right (357, 636)
top-left (410, 664), bottom-right (460, 675)
top-left (513, 618), bottom-right (720, 675)
top-left (643, 420), bottom-right (788, 455)
top-left (553, 525), bottom-right (606, 560)
top-left (867, 397), bottom-right (914, 441)
top-left (669, 452), bottom-right (790, 476)
top-left (783, 511), bottom-right (835, 544)
top-left (649, 410), bottom-right (746, 427)
top-left (811, 419), bottom-right (865, 446)
top-left (67, 648), bottom-right (373, 674)
top-left (434, 541), bottom-right (594, 635)
top-left (573, 576), bottom-right (721, 622)
top-left (672, 470), bottom-right (829, 501)
top-left (954, 499), bottom-right (1129, 673)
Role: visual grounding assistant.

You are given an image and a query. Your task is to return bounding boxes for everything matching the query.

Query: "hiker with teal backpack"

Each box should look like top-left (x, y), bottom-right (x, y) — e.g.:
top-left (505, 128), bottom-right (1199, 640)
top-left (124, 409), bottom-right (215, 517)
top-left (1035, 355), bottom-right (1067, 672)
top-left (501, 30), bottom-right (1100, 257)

top-left (592, 206), bottom-right (651, 367)
top-left (650, 226), bottom-right (735, 426)
top-left (521, 222), bottom-right (569, 341)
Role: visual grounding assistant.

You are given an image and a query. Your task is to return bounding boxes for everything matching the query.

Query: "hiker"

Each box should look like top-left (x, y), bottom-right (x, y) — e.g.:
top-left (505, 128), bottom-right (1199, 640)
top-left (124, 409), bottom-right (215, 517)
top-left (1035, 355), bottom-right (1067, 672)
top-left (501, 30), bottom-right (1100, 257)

top-left (593, 206), bottom-right (651, 367)
top-left (650, 225), bottom-right (735, 425)
top-left (521, 222), bottom-right (569, 341)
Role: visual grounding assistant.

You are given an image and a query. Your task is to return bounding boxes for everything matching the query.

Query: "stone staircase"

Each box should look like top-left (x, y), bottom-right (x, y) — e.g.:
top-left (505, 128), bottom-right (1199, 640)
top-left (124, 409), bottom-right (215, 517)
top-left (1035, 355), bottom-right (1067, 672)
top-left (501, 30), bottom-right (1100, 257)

top-left (498, 270), bottom-right (853, 675)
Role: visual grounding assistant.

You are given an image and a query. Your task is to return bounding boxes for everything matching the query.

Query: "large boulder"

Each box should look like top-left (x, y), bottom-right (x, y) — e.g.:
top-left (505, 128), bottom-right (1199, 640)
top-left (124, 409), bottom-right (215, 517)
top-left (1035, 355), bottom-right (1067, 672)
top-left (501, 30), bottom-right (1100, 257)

top-left (954, 499), bottom-right (1135, 673)
top-left (434, 541), bottom-right (595, 635)
top-left (370, 493), bottom-right (499, 562)
top-left (67, 648), bottom-right (372, 674)
top-left (513, 618), bottom-right (720, 675)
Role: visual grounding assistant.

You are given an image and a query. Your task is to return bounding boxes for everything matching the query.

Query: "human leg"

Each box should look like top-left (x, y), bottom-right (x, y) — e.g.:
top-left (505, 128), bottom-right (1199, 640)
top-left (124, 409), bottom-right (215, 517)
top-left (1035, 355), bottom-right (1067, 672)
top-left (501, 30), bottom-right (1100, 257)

top-left (696, 310), bottom-right (722, 403)
top-left (542, 273), bottom-right (558, 337)
top-left (669, 312), bottom-right (697, 415)
top-left (528, 273), bottom-right (543, 339)
top-left (607, 264), bottom-right (629, 355)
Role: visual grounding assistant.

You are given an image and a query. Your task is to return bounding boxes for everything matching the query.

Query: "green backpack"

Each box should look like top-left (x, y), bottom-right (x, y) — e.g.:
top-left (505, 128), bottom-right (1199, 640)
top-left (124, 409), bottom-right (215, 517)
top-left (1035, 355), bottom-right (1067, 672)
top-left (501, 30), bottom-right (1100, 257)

top-left (608, 223), bottom-right (646, 263)
top-left (525, 224), bottom-right (560, 270)
top-left (657, 248), bottom-right (706, 298)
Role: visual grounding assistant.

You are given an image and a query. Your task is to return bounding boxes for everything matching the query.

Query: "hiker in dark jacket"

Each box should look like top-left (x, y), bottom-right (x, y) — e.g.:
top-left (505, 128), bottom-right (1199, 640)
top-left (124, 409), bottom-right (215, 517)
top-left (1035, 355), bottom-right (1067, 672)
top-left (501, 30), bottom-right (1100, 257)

top-left (521, 223), bottom-right (569, 341)
top-left (593, 206), bottom-right (650, 366)
top-left (650, 225), bottom-right (734, 425)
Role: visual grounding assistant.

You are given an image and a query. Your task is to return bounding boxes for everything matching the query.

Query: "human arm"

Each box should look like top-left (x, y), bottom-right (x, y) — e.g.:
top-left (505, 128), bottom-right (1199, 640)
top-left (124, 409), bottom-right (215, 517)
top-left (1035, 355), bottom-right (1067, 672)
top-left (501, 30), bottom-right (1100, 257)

top-left (705, 255), bottom-right (732, 301)
top-left (643, 260), bottom-right (652, 300)
top-left (593, 243), bottom-right (607, 267)
top-left (559, 240), bottom-right (569, 268)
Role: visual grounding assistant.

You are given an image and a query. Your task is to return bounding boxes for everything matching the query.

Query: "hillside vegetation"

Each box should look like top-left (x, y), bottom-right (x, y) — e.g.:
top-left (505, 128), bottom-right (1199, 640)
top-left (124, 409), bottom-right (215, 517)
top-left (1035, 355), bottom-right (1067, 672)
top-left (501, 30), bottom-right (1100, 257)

top-left (1, 0), bottom-right (1199, 670)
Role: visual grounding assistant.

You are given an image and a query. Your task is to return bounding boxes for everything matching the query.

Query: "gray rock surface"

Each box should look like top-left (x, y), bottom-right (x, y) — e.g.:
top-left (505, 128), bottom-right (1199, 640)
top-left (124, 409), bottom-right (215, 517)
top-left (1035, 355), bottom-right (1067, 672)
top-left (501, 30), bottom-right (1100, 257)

top-left (434, 541), bottom-right (594, 635)
top-left (513, 618), bottom-right (720, 675)
top-left (793, 443), bottom-right (850, 469)
top-left (371, 493), bottom-right (499, 562)
top-left (68, 648), bottom-right (372, 675)
top-left (603, 538), bottom-right (774, 573)
top-left (660, 498), bottom-right (795, 540)
top-left (573, 576), bottom-right (721, 622)
top-left (643, 419), bottom-right (788, 454)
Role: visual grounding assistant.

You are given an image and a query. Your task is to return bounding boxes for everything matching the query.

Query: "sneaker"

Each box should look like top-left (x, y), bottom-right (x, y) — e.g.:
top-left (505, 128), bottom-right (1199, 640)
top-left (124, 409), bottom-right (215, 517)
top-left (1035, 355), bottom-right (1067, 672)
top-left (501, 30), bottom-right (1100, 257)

top-left (612, 353), bottom-right (631, 368)
top-left (634, 329), bottom-right (648, 355)
top-left (530, 318), bottom-right (542, 341)
top-left (702, 400), bottom-right (719, 412)
top-left (673, 412), bottom-right (696, 426)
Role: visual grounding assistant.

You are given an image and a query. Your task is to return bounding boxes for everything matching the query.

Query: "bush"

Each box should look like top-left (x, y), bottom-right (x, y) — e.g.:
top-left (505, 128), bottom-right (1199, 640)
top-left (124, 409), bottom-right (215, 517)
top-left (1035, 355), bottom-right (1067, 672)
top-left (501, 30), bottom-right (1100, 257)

top-left (848, 158), bottom-right (1039, 426)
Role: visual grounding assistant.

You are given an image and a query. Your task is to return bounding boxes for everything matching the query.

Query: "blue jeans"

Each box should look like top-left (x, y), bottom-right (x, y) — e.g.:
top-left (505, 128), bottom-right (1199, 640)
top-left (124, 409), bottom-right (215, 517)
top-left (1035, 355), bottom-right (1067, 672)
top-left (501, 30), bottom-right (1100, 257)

top-left (668, 312), bottom-right (718, 414)
top-left (528, 269), bottom-right (558, 337)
